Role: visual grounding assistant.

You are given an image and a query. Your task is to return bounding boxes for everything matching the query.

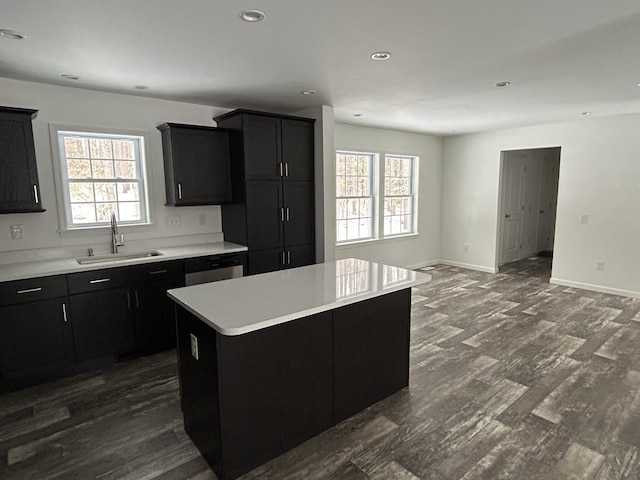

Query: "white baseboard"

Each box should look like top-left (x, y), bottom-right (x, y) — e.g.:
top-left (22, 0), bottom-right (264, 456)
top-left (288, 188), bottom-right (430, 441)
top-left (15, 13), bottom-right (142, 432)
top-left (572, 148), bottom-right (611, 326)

top-left (550, 278), bottom-right (640, 299)
top-left (405, 259), bottom-right (440, 270)
top-left (438, 260), bottom-right (498, 274)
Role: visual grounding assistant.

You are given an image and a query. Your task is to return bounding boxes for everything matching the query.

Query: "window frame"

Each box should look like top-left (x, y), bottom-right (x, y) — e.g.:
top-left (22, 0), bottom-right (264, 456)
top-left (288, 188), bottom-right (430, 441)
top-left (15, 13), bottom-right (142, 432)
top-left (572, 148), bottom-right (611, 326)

top-left (335, 150), bottom-right (376, 244)
top-left (49, 124), bottom-right (152, 232)
top-left (383, 154), bottom-right (418, 237)
top-left (335, 149), bottom-right (419, 245)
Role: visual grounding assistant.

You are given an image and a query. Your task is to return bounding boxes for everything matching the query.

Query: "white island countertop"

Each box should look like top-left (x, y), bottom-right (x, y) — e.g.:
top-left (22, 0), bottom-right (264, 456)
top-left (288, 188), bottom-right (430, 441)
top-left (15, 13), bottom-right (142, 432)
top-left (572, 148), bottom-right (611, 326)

top-left (167, 258), bottom-right (431, 336)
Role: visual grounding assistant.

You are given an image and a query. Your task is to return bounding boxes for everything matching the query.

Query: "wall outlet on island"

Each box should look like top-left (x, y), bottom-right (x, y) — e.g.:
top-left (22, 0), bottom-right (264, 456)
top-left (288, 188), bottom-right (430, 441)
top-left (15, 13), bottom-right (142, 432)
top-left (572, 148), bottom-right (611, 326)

top-left (10, 224), bottom-right (23, 240)
top-left (190, 333), bottom-right (199, 360)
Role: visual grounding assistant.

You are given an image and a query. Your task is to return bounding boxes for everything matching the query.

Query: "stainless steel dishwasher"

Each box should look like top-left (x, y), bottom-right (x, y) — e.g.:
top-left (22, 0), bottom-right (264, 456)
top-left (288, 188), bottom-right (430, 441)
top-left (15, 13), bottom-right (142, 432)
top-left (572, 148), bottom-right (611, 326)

top-left (184, 252), bottom-right (246, 286)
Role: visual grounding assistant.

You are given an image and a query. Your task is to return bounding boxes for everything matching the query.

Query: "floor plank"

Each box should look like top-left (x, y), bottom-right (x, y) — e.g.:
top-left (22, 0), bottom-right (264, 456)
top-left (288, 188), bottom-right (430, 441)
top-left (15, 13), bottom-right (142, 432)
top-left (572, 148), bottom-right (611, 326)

top-left (2, 257), bottom-right (640, 479)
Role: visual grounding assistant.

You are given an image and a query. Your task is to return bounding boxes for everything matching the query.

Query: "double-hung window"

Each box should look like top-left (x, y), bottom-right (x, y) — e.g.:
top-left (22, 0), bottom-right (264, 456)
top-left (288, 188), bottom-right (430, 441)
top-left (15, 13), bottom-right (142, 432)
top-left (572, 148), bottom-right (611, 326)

top-left (336, 151), bottom-right (375, 242)
top-left (384, 155), bottom-right (415, 236)
top-left (53, 128), bottom-right (149, 229)
top-left (336, 150), bottom-right (418, 244)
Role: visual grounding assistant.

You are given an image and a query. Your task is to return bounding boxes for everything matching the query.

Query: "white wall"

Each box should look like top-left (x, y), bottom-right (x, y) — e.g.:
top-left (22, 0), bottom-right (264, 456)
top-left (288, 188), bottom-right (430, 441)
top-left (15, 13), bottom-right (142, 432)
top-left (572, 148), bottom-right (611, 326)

top-left (442, 113), bottom-right (640, 297)
top-left (0, 78), bottom-right (231, 261)
top-left (332, 123), bottom-right (442, 268)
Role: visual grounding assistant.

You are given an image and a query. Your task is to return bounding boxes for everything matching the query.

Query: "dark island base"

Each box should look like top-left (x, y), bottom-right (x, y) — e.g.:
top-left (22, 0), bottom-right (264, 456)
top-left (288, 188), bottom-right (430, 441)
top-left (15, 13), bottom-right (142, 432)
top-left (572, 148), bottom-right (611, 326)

top-left (175, 288), bottom-right (411, 480)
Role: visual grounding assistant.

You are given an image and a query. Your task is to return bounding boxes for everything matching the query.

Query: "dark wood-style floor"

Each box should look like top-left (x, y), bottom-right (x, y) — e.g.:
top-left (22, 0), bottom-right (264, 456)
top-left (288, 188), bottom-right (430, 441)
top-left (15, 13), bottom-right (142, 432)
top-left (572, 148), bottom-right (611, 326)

top-left (2, 257), bottom-right (640, 479)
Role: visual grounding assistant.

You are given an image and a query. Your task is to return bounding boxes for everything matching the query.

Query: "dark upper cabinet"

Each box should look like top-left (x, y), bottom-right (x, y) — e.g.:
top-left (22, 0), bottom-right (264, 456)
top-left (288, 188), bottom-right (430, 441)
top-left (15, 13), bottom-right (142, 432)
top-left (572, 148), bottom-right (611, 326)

top-left (0, 106), bottom-right (44, 213)
top-left (158, 123), bottom-right (233, 206)
top-left (281, 118), bottom-right (314, 181)
top-left (242, 115), bottom-right (281, 181)
top-left (215, 110), bottom-right (315, 275)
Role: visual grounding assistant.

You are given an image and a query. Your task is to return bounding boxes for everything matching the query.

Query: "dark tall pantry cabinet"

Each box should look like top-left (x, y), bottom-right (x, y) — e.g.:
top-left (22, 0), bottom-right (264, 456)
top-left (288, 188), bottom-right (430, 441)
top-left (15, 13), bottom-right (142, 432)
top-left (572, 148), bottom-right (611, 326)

top-left (215, 110), bottom-right (315, 275)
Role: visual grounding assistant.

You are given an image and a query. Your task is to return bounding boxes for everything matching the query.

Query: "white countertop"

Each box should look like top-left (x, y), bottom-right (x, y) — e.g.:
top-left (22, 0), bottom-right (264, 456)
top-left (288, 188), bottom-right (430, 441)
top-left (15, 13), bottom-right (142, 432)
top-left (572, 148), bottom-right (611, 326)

top-left (167, 258), bottom-right (431, 336)
top-left (0, 242), bottom-right (247, 282)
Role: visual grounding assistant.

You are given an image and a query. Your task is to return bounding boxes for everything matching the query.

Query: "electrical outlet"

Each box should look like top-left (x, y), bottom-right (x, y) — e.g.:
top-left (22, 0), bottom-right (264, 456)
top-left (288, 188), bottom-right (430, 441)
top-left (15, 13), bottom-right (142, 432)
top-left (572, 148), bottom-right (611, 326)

top-left (580, 214), bottom-right (589, 224)
top-left (190, 333), bottom-right (199, 360)
top-left (166, 215), bottom-right (181, 227)
top-left (463, 243), bottom-right (469, 252)
top-left (199, 214), bottom-right (206, 226)
top-left (10, 224), bottom-right (23, 240)
top-left (596, 261), bottom-right (605, 271)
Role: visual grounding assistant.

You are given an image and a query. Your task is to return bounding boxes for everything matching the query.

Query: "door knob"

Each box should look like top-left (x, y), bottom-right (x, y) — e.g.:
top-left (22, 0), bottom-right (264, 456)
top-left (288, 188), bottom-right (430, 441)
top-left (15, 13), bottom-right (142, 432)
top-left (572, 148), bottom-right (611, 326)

top-left (505, 214), bottom-right (511, 218)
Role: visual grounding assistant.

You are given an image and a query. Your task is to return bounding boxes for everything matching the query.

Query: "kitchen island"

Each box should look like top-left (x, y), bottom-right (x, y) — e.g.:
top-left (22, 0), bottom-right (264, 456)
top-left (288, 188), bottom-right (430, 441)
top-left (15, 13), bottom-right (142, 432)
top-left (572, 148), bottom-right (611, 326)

top-left (167, 258), bottom-right (430, 480)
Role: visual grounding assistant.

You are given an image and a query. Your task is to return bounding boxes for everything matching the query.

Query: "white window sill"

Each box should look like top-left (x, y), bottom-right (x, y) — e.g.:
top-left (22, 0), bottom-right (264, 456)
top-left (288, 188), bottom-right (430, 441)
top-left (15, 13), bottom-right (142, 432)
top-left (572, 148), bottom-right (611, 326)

top-left (336, 232), bottom-right (420, 249)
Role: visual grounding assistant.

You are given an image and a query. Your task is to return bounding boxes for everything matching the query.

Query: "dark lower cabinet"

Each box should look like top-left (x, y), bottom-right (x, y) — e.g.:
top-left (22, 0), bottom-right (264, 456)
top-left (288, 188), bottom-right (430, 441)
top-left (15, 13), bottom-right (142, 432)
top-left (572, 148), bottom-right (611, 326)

top-left (67, 260), bottom-right (185, 363)
top-left (134, 277), bottom-right (185, 351)
top-left (0, 297), bottom-right (73, 391)
top-left (69, 287), bottom-right (135, 361)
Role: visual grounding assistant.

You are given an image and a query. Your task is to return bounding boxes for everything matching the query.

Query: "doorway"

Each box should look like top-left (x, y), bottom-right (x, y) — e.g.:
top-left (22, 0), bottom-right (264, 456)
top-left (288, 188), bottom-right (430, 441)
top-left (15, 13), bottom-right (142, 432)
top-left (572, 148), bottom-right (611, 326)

top-left (497, 147), bottom-right (560, 272)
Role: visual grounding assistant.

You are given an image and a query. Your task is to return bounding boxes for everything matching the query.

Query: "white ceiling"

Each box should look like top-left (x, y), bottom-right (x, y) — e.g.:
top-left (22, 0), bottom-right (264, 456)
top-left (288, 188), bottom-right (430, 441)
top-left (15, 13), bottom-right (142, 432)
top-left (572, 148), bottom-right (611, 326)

top-left (2, 0), bottom-right (640, 135)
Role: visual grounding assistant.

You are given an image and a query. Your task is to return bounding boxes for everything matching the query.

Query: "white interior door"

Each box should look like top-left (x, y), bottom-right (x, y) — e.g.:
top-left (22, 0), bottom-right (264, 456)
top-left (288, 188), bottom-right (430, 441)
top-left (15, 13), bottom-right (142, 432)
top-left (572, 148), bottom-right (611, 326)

top-left (501, 153), bottom-right (525, 264)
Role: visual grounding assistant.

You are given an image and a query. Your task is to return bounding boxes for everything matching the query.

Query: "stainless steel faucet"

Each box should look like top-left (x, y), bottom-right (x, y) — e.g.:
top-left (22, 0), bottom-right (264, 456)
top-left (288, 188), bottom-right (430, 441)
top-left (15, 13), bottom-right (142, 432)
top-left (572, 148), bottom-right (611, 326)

top-left (110, 212), bottom-right (125, 254)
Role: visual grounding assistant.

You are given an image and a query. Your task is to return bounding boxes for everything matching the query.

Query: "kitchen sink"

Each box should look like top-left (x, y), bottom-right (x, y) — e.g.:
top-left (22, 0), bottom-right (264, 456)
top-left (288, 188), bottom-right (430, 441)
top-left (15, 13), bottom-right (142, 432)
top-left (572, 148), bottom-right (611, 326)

top-left (75, 250), bottom-right (163, 265)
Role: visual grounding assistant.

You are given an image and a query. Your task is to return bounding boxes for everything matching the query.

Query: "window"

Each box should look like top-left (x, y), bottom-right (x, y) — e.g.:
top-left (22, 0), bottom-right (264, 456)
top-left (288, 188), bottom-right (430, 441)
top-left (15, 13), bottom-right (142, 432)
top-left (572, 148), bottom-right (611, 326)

top-left (336, 151), bottom-right (374, 242)
top-left (384, 155), bottom-right (415, 236)
top-left (54, 129), bottom-right (149, 229)
top-left (336, 150), bottom-right (418, 244)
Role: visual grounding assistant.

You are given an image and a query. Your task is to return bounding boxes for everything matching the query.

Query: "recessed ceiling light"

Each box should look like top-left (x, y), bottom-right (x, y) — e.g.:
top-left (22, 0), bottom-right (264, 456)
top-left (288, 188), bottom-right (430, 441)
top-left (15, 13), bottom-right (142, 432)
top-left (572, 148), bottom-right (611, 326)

top-left (240, 10), bottom-right (265, 22)
top-left (353, 113), bottom-right (363, 117)
top-left (494, 81), bottom-right (511, 87)
top-left (371, 51), bottom-right (391, 61)
top-left (301, 90), bottom-right (316, 95)
top-left (0, 29), bottom-right (26, 40)
top-left (133, 85), bottom-right (149, 90)
top-left (582, 112), bottom-right (591, 116)
top-left (61, 74), bottom-right (80, 80)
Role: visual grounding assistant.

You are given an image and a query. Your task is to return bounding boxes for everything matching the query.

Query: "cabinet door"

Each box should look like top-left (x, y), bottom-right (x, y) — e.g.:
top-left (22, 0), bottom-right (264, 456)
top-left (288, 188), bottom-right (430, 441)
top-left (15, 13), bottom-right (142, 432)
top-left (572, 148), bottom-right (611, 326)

top-left (70, 287), bottom-right (135, 361)
top-left (133, 277), bottom-right (185, 351)
top-left (0, 298), bottom-right (72, 380)
top-left (281, 119), bottom-right (314, 182)
top-left (248, 248), bottom-right (284, 275)
top-left (0, 109), bottom-right (43, 213)
top-left (282, 181), bottom-right (314, 246)
top-left (286, 244), bottom-right (315, 269)
top-left (171, 127), bottom-right (232, 205)
top-left (246, 181), bottom-right (283, 250)
top-left (242, 115), bottom-right (281, 180)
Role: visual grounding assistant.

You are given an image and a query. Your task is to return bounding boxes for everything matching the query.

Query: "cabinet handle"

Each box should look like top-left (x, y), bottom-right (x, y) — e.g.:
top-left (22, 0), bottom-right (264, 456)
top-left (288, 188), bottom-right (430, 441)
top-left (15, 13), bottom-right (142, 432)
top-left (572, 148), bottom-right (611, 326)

top-left (17, 287), bottom-right (42, 294)
top-left (281, 207), bottom-right (285, 222)
top-left (89, 278), bottom-right (110, 284)
top-left (33, 185), bottom-right (39, 204)
top-left (286, 207), bottom-right (290, 222)
top-left (285, 163), bottom-right (289, 177)
top-left (149, 269), bottom-right (168, 275)
top-left (281, 251), bottom-right (286, 266)
top-left (62, 303), bottom-right (68, 323)
top-left (126, 291), bottom-right (131, 310)
top-left (279, 163), bottom-right (284, 177)
top-left (134, 291), bottom-right (140, 308)
top-left (177, 183), bottom-right (183, 200)
top-left (287, 251), bottom-right (291, 265)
